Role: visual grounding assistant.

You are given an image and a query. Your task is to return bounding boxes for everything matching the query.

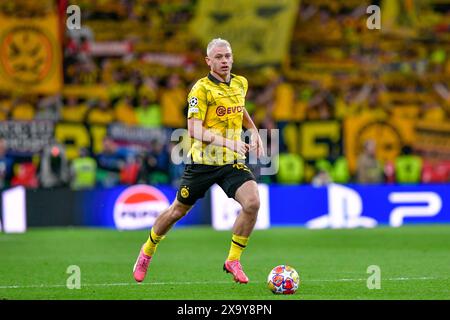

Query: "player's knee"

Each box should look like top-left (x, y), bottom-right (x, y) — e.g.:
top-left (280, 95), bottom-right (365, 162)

top-left (243, 196), bottom-right (260, 214)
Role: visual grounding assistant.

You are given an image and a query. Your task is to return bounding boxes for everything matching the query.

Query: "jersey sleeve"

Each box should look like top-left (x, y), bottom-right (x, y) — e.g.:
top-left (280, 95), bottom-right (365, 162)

top-left (187, 82), bottom-right (207, 120)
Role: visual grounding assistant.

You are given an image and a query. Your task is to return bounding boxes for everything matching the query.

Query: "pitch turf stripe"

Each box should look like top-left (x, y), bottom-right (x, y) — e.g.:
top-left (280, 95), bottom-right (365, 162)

top-left (0, 277), bottom-right (441, 289)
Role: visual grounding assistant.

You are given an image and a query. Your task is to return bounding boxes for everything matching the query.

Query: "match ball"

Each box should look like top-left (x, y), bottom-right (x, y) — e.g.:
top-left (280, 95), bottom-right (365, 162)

top-left (267, 265), bottom-right (300, 294)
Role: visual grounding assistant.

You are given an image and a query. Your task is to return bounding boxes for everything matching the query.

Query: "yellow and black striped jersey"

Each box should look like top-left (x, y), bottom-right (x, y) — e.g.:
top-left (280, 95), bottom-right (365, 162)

top-left (187, 73), bottom-right (248, 165)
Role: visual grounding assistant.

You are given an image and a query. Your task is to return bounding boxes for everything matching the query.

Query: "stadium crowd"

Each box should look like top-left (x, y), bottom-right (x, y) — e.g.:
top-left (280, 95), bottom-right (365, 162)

top-left (0, 0), bottom-right (449, 190)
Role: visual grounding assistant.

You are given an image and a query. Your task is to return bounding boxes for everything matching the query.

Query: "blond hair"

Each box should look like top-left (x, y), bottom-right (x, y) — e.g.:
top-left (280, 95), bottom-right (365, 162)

top-left (206, 38), bottom-right (232, 56)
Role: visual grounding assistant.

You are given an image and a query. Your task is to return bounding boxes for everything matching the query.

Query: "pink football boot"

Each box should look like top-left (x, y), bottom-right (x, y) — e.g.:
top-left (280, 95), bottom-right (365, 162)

top-left (133, 246), bottom-right (152, 282)
top-left (223, 260), bottom-right (249, 284)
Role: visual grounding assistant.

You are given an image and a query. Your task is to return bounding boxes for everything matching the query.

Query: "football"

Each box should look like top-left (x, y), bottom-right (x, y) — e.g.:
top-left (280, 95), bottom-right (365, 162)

top-left (267, 265), bottom-right (300, 294)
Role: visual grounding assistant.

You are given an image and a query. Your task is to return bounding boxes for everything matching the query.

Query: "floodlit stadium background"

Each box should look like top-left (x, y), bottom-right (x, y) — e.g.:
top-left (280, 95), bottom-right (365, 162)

top-left (0, 0), bottom-right (450, 230)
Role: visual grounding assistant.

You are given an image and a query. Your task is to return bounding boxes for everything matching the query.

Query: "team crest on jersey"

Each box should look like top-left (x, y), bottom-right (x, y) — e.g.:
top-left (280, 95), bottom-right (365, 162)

top-left (180, 186), bottom-right (190, 198)
top-left (216, 106), bottom-right (226, 116)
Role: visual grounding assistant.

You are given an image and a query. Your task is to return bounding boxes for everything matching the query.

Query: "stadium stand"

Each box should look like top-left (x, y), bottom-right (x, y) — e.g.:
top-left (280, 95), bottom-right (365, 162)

top-left (0, 0), bottom-right (449, 190)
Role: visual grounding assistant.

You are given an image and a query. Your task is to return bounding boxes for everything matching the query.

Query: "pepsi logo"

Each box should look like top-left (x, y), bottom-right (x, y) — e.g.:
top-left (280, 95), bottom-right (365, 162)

top-left (113, 185), bottom-right (169, 230)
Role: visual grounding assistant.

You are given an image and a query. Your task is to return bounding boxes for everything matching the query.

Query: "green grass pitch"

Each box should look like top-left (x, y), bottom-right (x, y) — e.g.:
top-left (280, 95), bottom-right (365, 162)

top-left (0, 225), bottom-right (449, 300)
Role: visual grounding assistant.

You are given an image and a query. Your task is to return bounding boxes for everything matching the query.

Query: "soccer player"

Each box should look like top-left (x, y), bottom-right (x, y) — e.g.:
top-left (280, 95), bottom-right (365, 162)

top-left (133, 38), bottom-right (264, 284)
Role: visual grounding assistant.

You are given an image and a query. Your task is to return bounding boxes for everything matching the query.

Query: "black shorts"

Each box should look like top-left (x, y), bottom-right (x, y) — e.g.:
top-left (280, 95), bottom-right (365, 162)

top-left (176, 163), bottom-right (256, 205)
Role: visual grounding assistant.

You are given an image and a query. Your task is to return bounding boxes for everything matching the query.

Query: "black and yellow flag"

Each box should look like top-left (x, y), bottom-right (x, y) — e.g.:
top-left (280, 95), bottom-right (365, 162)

top-left (190, 0), bottom-right (300, 67)
top-left (0, 11), bottom-right (62, 94)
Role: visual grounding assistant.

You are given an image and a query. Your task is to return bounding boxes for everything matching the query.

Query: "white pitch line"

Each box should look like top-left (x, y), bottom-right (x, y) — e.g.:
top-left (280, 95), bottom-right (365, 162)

top-left (0, 277), bottom-right (440, 290)
top-left (386, 277), bottom-right (437, 281)
top-left (307, 276), bottom-right (437, 282)
top-left (0, 281), bottom-right (231, 289)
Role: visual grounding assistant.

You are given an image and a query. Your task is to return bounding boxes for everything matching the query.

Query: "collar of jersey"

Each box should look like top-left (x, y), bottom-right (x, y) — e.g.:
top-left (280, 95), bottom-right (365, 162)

top-left (208, 72), bottom-right (234, 86)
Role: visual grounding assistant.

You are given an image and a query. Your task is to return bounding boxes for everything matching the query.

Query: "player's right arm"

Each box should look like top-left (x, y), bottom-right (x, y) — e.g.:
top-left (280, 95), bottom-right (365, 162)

top-left (187, 82), bottom-right (249, 156)
top-left (188, 118), bottom-right (249, 156)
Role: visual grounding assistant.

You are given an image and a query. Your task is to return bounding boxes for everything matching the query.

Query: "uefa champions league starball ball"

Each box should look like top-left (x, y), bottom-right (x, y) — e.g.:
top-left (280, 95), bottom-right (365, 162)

top-left (267, 265), bottom-right (300, 294)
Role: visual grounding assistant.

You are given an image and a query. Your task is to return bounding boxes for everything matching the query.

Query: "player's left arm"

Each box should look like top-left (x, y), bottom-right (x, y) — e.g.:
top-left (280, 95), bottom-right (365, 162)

top-left (243, 108), bottom-right (265, 157)
top-left (239, 75), bottom-right (265, 157)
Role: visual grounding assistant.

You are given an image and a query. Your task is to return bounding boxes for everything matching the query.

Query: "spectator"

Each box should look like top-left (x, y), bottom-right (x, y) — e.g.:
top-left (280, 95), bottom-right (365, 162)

top-left (10, 96), bottom-right (35, 121)
top-left (70, 147), bottom-right (97, 190)
top-left (160, 74), bottom-right (186, 129)
top-left (167, 141), bottom-right (185, 187)
top-left (395, 145), bottom-right (423, 184)
top-left (422, 102), bottom-right (446, 122)
top-left (39, 143), bottom-right (70, 188)
top-left (114, 95), bottom-right (138, 126)
top-left (0, 138), bottom-right (13, 189)
top-left (11, 162), bottom-right (39, 189)
top-left (136, 95), bottom-right (162, 128)
top-left (312, 169), bottom-right (333, 187)
top-left (108, 68), bottom-right (135, 104)
top-left (149, 139), bottom-right (169, 172)
top-left (35, 94), bottom-right (62, 121)
top-left (0, 95), bottom-right (11, 120)
top-left (137, 139), bottom-right (169, 184)
top-left (96, 137), bottom-right (132, 187)
top-left (61, 96), bottom-right (89, 123)
top-left (86, 99), bottom-right (115, 125)
top-left (268, 74), bottom-right (295, 151)
top-left (119, 151), bottom-right (141, 185)
top-left (96, 137), bottom-right (125, 172)
top-left (356, 140), bottom-right (384, 184)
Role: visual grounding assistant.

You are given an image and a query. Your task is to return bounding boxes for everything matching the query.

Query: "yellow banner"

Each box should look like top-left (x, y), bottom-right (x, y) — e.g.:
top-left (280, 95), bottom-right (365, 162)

top-left (190, 0), bottom-right (299, 67)
top-left (413, 121), bottom-right (450, 161)
top-left (0, 12), bottom-right (62, 94)
top-left (344, 114), bottom-right (415, 173)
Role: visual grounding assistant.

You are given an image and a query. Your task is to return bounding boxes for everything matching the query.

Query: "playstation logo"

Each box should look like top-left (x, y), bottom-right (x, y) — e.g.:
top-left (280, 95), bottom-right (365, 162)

top-left (306, 184), bottom-right (377, 229)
